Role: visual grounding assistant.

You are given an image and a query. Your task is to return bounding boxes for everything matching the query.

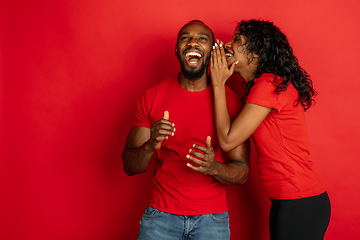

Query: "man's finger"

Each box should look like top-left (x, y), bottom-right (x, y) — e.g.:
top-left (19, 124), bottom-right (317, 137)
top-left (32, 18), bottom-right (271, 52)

top-left (163, 110), bottom-right (169, 120)
top-left (206, 136), bottom-right (211, 147)
top-left (187, 163), bottom-right (202, 172)
top-left (187, 152), bottom-right (204, 164)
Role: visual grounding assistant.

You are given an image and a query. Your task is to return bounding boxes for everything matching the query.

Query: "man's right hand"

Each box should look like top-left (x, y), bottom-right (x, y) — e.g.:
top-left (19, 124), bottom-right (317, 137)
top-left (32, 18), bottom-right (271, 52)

top-left (122, 110), bottom-right (175, 176)
top-left (148, 111), bottom-right (175, 151)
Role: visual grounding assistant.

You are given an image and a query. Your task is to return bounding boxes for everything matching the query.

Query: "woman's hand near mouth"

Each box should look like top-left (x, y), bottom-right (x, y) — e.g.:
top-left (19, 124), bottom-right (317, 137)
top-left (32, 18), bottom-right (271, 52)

top-left (210, 39), bottom-right (238, 88)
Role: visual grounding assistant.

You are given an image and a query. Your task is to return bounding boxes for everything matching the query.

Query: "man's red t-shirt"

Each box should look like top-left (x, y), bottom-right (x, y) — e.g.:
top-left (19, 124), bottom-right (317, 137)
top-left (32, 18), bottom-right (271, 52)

top-left (134, 75), bottom-right (240, 214)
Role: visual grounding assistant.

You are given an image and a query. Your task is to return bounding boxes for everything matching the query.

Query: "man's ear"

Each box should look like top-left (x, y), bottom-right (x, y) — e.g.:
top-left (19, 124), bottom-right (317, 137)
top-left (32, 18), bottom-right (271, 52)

top-left (175, 45), bottom-right (178, 56)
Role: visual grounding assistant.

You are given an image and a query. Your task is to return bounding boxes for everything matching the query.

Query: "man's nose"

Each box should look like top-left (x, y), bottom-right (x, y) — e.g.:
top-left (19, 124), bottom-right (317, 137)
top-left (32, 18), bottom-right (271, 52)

top-left (188, 37), bottom-right (199, 46)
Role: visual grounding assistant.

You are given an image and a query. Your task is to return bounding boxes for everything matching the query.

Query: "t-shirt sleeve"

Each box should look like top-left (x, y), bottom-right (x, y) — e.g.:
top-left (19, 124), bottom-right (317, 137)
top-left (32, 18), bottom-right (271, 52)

top-left (246, 74), bottom-right (284, 112)
top-left (133, 89), bottom-right (153, 129)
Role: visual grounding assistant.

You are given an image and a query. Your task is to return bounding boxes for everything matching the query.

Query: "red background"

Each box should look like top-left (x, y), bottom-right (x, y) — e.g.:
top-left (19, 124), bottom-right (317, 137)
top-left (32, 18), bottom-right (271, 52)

top-left (1, 0), bottom-right (359, 239)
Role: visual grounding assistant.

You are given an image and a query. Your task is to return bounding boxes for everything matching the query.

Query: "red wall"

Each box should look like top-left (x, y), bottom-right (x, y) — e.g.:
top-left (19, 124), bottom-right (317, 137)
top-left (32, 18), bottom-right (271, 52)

top-left (1, 0), bottom-right (359, 239)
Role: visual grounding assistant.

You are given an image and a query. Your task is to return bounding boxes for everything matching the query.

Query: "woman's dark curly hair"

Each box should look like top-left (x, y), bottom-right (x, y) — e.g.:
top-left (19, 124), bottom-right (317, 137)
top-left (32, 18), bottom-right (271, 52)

top-left (238, 19), bottom-right (316, 111)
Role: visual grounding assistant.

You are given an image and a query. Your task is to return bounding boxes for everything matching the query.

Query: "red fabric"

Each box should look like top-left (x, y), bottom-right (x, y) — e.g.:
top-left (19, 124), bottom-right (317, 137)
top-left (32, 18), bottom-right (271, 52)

top-left (134, 75), bottom-right (240, 215)
top-left (246, 73), bottom-right (326, 199)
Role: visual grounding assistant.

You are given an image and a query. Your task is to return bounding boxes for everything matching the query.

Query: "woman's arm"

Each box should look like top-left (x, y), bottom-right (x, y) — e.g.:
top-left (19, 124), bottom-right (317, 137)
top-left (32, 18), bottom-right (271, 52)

top-left (212, 81), bottom-right (271, 151)
top-left (210, 41), bottom-right (236, 151)
top-left (219, 103), bottom-right (272, 152)
top-left (211, 41), bottom-right (272, 152)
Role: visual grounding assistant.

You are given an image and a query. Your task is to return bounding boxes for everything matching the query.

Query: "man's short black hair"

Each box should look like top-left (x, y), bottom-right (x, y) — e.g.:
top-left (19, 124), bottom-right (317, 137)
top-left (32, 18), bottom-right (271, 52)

top-left (179, 20), bottom-right (215, 45)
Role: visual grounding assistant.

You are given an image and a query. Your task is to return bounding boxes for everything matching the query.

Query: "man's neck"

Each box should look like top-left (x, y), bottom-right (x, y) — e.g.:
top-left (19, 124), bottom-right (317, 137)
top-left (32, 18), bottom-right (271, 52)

top-left (178, 73), bottom-right (210, 92)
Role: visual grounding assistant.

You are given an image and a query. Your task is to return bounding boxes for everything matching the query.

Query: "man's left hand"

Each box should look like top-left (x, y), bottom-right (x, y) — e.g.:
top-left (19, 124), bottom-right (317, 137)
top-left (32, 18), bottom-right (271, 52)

top-left (186, 136), bottom-right (219, 175)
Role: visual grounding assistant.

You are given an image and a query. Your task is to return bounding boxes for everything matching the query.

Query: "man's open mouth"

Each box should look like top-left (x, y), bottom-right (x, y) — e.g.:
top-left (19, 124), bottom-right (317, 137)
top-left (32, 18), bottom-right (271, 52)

top-left (184, 50), bottom-right (202, 66)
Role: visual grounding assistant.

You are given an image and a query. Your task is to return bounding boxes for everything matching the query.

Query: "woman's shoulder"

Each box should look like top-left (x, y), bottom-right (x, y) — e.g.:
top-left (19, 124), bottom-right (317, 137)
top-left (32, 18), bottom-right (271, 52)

top-left (254, 73), bottom-right (288, 90)
top-left (255, 73), bottom-right (280, 83)
top-left (252, 73), bottom-right (277, 90)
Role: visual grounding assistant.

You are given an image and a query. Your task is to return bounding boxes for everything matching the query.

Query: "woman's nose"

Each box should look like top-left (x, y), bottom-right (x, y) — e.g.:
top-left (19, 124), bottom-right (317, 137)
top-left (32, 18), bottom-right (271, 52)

top-left (224, 41), bottom-right (232, 48)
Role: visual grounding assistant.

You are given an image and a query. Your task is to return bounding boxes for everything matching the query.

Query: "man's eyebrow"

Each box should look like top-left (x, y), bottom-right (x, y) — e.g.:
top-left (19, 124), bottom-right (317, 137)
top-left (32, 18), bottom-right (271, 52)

top-left (179, 32), bottom-right (210, 38)
top-left (198, 32), bottom-right (210, 38)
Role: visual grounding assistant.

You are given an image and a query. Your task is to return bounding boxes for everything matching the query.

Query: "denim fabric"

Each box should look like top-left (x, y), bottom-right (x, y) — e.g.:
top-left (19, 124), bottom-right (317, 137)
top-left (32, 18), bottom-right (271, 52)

top-left (137, 206), bottom-right (230, 240)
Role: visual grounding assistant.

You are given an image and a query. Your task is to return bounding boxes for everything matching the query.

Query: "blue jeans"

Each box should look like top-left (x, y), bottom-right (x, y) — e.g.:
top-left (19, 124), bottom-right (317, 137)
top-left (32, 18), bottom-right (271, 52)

top-left (137, 206), bottom-right (230, 240)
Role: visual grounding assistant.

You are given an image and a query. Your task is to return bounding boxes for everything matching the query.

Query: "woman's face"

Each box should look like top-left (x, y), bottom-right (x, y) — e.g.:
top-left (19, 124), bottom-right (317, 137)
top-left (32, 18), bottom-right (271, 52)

top-left (224, 30), bottom-right (254, 73)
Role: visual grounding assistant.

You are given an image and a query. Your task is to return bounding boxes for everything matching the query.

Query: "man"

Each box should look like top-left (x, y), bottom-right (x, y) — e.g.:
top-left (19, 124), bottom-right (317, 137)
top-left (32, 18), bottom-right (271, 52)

top-left (122, 20), bottom-right (250, 240)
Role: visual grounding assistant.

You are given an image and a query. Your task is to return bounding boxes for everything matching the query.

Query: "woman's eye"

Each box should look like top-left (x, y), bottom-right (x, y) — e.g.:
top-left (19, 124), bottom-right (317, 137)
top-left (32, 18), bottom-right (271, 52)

top-left (233, 34), bottom-right (241, 43)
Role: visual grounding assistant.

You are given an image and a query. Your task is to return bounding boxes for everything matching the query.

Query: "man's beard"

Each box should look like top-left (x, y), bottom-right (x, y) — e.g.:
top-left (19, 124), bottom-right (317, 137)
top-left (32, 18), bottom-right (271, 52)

top-left (178, 55), bottom-right (210, 81)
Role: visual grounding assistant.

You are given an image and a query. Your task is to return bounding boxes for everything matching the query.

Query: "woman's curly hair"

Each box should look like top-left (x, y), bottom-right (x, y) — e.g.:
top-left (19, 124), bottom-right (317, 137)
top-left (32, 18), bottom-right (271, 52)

top-left (238, 19), bottom-right (316, 111)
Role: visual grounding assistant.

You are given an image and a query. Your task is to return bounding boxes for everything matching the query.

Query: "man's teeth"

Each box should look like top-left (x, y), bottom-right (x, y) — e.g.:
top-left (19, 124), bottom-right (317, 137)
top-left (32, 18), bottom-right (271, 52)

top-left (185, 52), bottom-right (202, 58)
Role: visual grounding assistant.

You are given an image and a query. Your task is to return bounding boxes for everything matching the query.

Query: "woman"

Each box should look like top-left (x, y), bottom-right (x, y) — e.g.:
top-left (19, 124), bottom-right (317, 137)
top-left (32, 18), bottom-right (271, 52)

top-left (210, 19), bottom-right (331, 240)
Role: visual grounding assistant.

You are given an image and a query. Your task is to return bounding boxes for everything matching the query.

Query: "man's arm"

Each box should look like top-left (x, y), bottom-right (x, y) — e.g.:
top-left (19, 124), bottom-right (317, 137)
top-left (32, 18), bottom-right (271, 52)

top-left (122, 126), bottom-right (153, 176)
top-left (186, 136), bottom-right (250, 185)
top-left (122, 111), bottom-right (175, 176)
top-left (214, 139), bottom-right (250, 185)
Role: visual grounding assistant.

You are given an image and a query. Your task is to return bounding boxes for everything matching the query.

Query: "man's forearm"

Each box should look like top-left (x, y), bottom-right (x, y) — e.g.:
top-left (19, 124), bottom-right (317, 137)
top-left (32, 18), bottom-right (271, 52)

top-left (122, 141), bottom-right (155, 176)
top-left (212, 160), bottom-right (249, 185)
